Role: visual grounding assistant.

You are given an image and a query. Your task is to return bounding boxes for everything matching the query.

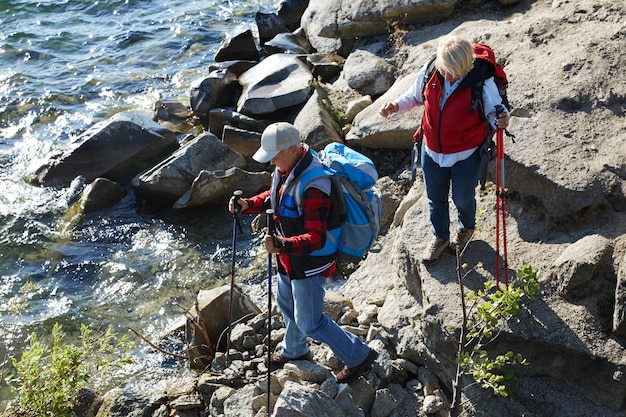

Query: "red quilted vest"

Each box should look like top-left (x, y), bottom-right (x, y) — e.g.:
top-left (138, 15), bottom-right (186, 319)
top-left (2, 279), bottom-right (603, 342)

top-left (421, 71), bottom-right (488, 154)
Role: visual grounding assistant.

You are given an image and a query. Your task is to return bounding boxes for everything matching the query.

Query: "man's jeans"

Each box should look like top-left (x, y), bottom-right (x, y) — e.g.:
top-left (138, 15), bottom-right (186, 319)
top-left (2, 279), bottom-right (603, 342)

top-left (421, 148), bottom-right (481, 240)
top-left (276, 272), bottom-right (370, 368)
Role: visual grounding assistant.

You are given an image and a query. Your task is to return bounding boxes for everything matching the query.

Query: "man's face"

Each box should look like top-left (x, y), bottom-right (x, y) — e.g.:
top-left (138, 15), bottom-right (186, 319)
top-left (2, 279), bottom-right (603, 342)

top-left (270, 146), bottom-right (299, 173)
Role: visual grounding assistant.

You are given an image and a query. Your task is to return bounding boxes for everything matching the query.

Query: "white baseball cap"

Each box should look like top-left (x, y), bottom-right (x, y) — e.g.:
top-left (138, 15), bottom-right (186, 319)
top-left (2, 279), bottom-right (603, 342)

top-left (252, 122), bottom-right (301, 163)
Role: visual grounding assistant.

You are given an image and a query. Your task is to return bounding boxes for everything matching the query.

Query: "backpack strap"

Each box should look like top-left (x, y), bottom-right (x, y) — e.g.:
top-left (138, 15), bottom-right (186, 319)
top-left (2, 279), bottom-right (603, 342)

top-left (294, 167), bottom-right (332, 216)
top-left (473, 79), bottom-right (516, 141)
top-left (294, 167), bottom-right (345, 251)
top-left (413, 55), bottom-right (437, 147)
top-left (471, 79), bottom-right (496, 138)
top-left (421, 55), bottom-right (438, 104)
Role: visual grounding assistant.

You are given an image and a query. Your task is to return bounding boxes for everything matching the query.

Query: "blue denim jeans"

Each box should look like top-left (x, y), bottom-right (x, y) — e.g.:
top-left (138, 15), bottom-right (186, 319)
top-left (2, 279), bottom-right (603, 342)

top-left (421, 148), bottom-right (481, 240)
top-left (276, 272), bottom-right (370, 368)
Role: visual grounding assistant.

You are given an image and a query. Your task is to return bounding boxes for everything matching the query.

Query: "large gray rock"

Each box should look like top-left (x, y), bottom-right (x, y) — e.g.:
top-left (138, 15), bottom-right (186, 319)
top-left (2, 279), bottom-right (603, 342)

top-left (208, 60), bottom-right (257, 78)
top-left (301, 0), bottom-right (457, 40)
top-left (549, 234), bottom-right (612, 299)
top-left (223, 383), bottom-right (265, 417)
top-left (132, 132), bottom-right (246, 203)
top-left (371, 384), bottom-right (407, 417)
top-left (221, 125), bottom-right (262, 162)
top-left (208, 108), bottom-right (271, 139)
top-left (277, 0), bottom-right (310, 31)
top-left (302, 23), bottom-right (356, 57)
top-left (293, 87), bottom-right (344, 151)
top-left (214, 29), bottom-right (260, 62)
top-left (255, 11), bottom-right (289, 46)
top-left (486, 11), bottom-right (624, 221)
top-left (345, 73), bottom-right (419, 149)
top-left (282, 361), bottom-right (333, 384)
top-left (190, 69), bottom-right (239, 119)
top-left (345, 95), bottom-right (372, 124)
top-left (94, 388), bottom-right (151, 417)
top-left (376, 176), bottom-right (403, 233)
top-left (187, 285), bottom-right (261, 361)
top-left (28, 111), bottom-right (179, 188)
top-left (341, 45), bottom-right (395, 97)
top-left (274, 381), bottom-right (349, 417)
top-left (237, 53), bottom-right (313, 116)
top-left (264, 32), bottom-right (314, 55)
top-left (347, 9), bottom-right (626, 222)
top-left (79, 177), bottom-right (126, 214)
top-left (173, 167), bottom-right (271, 209)
top-left (153, 99), bottom-right (191, 123)
top-left (307, 52), bottom-right (345, 82)
top-left (209, 386), bottom-right (236, 417)
top-left (340, 184), bottom-right (626, 412)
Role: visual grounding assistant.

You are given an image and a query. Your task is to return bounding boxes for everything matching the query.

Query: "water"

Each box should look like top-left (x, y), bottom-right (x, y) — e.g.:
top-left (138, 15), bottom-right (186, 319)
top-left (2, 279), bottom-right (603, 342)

top-left (0, 0), bottom-right (278, 403)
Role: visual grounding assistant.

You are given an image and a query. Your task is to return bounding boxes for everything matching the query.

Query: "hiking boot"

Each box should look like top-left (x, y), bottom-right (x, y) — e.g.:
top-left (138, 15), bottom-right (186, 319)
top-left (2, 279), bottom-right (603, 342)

top-left (335, 348), bottom-right (378, 384)
top-left (422, 236), bottom-right (450, 263)
top-left (264, 351), bottom-right (310, 371)
top-left (451, 228), bottom-right (474, 255)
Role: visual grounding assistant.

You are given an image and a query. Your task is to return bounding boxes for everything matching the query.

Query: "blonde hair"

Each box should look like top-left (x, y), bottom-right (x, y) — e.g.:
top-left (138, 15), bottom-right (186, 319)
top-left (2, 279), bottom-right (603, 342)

top-left (435, 36), bottom-right (474, 79)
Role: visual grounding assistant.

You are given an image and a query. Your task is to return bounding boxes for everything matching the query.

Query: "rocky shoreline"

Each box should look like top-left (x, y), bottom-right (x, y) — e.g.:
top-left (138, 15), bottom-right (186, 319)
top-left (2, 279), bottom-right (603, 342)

top-left (22, 0), bottom-right (626, 416)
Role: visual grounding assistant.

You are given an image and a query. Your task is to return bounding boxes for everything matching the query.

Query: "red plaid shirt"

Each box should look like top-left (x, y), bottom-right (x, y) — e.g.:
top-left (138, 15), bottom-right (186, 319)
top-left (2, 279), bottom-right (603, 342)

top-left (243, 172), bottom-right (335, 277)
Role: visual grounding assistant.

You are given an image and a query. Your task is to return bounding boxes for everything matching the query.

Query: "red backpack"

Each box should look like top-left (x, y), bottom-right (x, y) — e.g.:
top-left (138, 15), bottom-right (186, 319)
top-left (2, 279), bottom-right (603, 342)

top-left (473, 43), bottom-right (510, 112)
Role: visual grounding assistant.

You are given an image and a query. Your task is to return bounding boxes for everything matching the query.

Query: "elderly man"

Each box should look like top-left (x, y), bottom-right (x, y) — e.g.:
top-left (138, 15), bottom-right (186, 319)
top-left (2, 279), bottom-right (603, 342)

top-left (229, 122), bottom-right (377, 384)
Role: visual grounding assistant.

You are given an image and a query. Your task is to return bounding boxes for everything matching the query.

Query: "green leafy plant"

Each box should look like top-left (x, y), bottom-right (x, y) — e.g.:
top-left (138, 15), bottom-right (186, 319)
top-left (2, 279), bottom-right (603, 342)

top-left (321, 97), bottom-right (347, 127)
top-left (1, 282), bottom-right (39, 386)
top-left (474, 206), bottom-right (487, 233)
top-left (452, 260), bottom-right (540, 410)
top-left (3, 322), bottom-right (132, 417)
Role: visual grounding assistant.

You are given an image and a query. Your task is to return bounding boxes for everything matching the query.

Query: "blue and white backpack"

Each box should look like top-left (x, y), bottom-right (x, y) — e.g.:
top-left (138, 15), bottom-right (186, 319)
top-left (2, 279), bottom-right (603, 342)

top-left (296, 142), bottom-right (382, 263)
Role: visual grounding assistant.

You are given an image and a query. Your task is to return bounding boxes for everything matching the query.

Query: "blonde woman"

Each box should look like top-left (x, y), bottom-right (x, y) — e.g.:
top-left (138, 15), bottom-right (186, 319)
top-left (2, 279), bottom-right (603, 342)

top-left (381, 36), bottom-right (510, 262)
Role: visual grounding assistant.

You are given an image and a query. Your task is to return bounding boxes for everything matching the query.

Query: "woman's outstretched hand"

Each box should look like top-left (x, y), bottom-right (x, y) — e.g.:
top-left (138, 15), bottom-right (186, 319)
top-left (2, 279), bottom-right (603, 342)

top-left (380, 102), bottom-right (399, 118)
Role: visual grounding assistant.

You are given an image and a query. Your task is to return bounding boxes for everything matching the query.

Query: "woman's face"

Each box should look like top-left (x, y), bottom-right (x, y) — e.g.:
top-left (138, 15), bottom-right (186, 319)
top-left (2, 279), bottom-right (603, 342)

top-left (442, 71), bottom-right (460, 84)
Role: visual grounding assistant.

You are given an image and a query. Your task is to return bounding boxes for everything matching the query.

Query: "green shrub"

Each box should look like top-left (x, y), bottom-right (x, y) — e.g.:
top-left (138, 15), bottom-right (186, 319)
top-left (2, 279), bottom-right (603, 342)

top-left (1, 282), bottom-right (39, 387)
top-left (453, 262), bottom-right (540, 407)
top-left (321, 97), bottom-right (347, 127)
top-left (3, 322), bottom-right (132, 417)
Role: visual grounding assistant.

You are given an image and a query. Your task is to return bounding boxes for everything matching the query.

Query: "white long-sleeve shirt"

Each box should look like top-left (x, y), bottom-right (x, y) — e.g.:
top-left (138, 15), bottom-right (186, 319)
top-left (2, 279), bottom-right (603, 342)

top-left (394, 61), bottom-right (508, 167)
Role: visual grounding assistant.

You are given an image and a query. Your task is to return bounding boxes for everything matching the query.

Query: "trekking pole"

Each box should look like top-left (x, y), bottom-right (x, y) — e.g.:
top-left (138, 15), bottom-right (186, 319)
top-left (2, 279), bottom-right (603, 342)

top-left (494, 105), bottom-right (509, 288)
top-left (451, 244), bottom-right (467, 410)
top-left (265, 208), bottom-right (276, 415)
top-left (226, 190), bottom-right (243, 364)
top-left (495, 135), bottom-right (501, 288)
top-left (410, 140), bottom-right (421, 183)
